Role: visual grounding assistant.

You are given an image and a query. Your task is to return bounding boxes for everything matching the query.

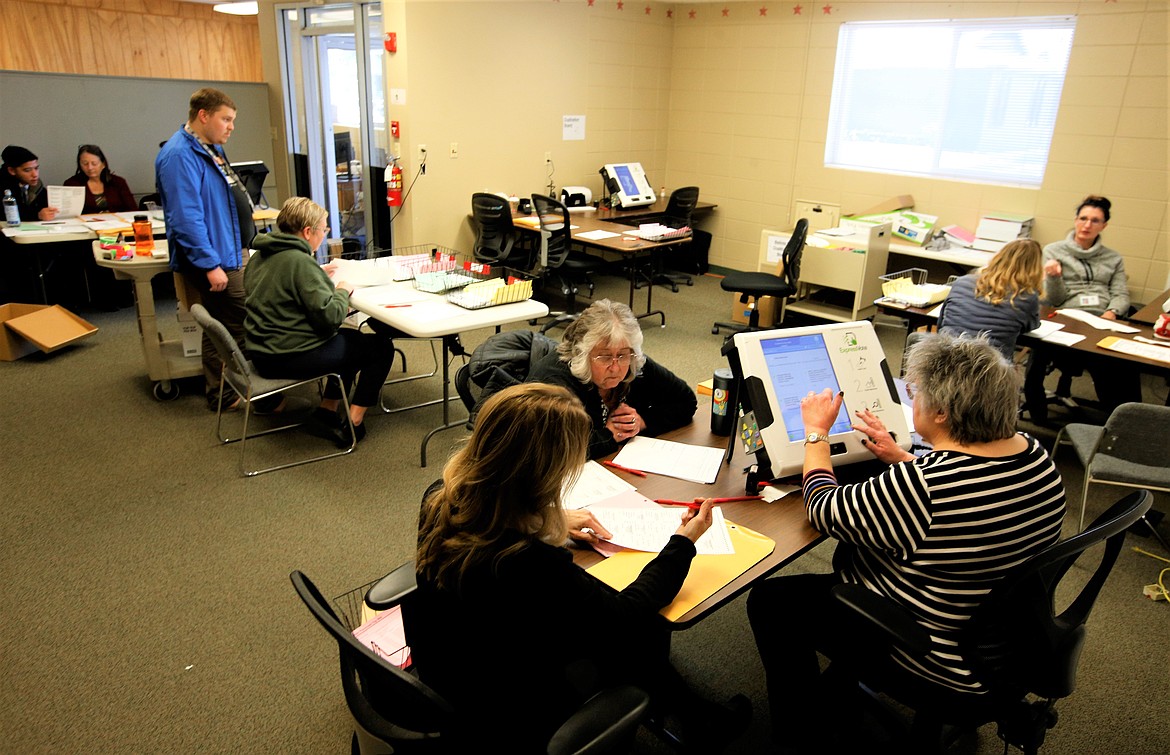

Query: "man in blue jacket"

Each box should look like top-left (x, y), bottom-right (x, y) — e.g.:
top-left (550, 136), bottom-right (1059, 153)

top-left (157, 88), bottom-right (257, 410)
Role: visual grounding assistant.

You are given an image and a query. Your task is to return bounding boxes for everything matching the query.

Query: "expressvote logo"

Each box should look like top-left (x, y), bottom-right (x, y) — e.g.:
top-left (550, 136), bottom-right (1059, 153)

top-left (837, 331), bottom-right (867, 354)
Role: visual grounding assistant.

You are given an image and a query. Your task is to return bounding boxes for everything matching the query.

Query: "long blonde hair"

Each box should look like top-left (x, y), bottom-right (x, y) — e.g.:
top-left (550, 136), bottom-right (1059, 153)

top-left (975, 238), bottom-right (1043, 306)
top-left (416, 383), bottom-right (592, 591)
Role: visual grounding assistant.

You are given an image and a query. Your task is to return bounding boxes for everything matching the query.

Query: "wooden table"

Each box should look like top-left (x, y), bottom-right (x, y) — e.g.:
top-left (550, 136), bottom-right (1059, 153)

top-left (571, 405), bottom-right (823, 629)
top-left (512, 199), bottom-right (716, 326)
top-left (1130, 287), bottom-right (1169, 326)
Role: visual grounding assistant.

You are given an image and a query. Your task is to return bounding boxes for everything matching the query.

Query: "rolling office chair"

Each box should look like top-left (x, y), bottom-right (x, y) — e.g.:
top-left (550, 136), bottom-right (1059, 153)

top-left (470, 192), bottom-right (534, 278)
top-left (639, 186), bottom-right (700, 292)
top-left (824, 489), bottom-right (1152, 755)
top-left (712, 218), bottom-right (808, 335)
top-left (531, 193), bottom-right (607, 334)
top-left (1053, 402), bottom-right (1170, 550)
top-left (137, 192), bottom-right (162, 211)
top-left (190, 304), bottom-right (356, 476)
top-left (292, 568), bottom-right (651, 755)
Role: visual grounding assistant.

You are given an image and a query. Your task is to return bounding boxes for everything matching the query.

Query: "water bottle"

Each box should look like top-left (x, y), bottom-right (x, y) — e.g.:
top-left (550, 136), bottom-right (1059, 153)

top-left (3, 190), bottom-right (19, 227)
top-left (132, 214), bottom-right (154, 255)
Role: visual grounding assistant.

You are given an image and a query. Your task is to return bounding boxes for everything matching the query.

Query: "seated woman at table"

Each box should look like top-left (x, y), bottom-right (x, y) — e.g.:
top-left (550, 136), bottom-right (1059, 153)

top-left (746, 334), bottom-right (1066, 752)
top-left (1024, 195), bottom-right (1141, 421)
top-left (937, 238), bottom-right (1042, 359)
top-left (244, 197), bottom-right (393, 445)
top-left (1, 145), bottom-right (58, 221)
top-left (526, 298), bottom-right (697, 458)
top-left (63, 145), bottom-right (137, 214)
top-left (405, 382), bottom-right (748, 753)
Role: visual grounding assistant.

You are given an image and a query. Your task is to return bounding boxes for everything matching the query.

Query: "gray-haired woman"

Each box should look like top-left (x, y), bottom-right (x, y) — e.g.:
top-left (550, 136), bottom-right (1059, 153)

top-left (526, 298), bottom-right (697, 458)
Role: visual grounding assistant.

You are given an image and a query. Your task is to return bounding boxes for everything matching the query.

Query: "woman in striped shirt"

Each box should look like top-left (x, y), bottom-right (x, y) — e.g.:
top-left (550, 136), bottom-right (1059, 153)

top-left (747, 333), bottom-right (1066, 751)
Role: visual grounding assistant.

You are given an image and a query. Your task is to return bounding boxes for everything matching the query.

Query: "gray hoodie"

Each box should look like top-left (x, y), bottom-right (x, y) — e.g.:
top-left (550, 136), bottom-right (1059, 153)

top-left (1042, 232), bottom-right (1129, 316)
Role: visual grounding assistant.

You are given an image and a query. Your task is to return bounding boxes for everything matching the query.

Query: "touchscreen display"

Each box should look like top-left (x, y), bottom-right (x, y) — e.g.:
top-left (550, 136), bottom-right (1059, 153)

top-left (760, 333), bottom-right (852, 442)
top-left (613, 165), bottom-right (640, 197)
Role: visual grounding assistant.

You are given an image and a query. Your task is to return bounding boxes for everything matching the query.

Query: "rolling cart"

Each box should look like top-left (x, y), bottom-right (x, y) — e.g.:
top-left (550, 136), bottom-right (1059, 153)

top-left (92, 240), bottom-right (202, 400)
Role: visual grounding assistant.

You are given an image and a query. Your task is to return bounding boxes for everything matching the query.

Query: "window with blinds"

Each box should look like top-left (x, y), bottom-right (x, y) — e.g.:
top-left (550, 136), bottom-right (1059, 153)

top-left (824, 16), bottom-right (1077, 188)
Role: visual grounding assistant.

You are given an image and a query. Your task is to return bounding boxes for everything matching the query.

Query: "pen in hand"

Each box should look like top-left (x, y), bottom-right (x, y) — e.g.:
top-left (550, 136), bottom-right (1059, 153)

top-left (603, 460), bottom-right (646, 477)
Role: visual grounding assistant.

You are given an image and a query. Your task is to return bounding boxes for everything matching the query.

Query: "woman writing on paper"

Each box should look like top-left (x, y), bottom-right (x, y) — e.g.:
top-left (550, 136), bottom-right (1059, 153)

top-left (527, 299), bottom-right (697, 458)
top-left (62, 145), bottom-right (137, 214)
top-left (244, 197), bottom-right (394, 445)
top-left (405, 383), bottom-right (749, 753)
top-left (937, 238), bottom-right (1043, 358)
top-left (747, 334), bottom-right (1066, 752)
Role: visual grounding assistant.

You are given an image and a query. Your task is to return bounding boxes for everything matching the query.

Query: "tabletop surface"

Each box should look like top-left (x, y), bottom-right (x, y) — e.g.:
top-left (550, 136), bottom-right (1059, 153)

top-left (571, 404), bottom-right (823, 628)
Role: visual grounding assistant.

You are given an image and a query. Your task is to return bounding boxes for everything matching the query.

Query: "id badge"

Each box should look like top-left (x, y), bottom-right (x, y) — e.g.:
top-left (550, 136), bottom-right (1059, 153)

top-left (1078, 294), bottom-right (1101, 308)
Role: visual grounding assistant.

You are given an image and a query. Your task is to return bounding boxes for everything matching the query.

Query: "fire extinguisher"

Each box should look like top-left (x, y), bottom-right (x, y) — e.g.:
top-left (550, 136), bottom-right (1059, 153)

top-left (386, 158), bottom-right (403, 207)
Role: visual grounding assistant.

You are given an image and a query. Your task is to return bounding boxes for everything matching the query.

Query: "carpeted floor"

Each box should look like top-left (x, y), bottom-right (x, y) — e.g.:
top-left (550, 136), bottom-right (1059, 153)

top-left (2, 267), bottom-right (1166, 753)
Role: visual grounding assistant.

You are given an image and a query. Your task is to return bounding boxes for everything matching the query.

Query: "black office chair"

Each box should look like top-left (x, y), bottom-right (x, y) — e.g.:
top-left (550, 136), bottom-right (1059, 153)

top-left (470, 192), bottom-right (534, 278)
top-left (137, 192), bottom-right (162, 211)
top-left (824, 489), bottom-right (1153, 755)
top-left (712, 218), bottom-right (808, 335)
top-left (645, 187), bottom-right (700, 292)
top-left (531, 193), bottom-right (607, 334)
top-left (292, 568), bottom-right (651, 755)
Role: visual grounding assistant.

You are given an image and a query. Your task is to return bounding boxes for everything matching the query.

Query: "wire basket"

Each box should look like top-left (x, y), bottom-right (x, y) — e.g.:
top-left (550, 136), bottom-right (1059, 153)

top-left (333, 579), bottom-right (412, 669)
top-left (413, 259), bottom-right (487, 293)
top-left (880, 268), bottom-right (952, 307)
top-left (447, 276), bottom-right (534, 309)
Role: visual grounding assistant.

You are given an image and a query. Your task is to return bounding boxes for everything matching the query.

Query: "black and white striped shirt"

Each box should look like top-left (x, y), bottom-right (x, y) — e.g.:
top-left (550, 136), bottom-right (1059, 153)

top-left (804, 434), bottom-right (1067, 693)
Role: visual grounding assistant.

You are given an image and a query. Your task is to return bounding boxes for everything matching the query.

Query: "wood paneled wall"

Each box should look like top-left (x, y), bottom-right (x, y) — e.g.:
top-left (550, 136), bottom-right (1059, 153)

top-left (0, 0), bottom-right (263, 82)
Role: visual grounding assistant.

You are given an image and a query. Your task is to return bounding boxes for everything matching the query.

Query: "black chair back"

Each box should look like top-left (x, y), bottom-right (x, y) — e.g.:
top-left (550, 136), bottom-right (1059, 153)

top-left (532, 193), bottom-right (572, 268)
top-left (781, 218), bottom-right (808, 290)
top-left (967, 489), bottom-right (1152, 700)
top-left (470, 192), bottom-right (517, 266)
top-left (663, 186), bottom-right (699, 228)
top-left (290, 570), bottom-right (454, 752)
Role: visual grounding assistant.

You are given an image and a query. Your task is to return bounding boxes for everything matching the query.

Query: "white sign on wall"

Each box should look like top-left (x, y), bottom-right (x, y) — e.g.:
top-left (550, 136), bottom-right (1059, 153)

top-left (562, 115), bottom-right (585, 141)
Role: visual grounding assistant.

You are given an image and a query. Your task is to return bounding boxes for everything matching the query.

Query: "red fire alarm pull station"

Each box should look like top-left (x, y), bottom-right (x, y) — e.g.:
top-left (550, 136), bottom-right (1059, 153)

top-left (391, 121), bottom-right (400, 138)
top-left (384, 32), bottom-right (397, 53)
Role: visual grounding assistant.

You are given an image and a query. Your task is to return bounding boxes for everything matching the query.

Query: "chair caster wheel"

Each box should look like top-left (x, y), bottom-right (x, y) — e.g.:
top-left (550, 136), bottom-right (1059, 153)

top-left (711, 327), bottom-right (720, 335)
top-left (670, 286), bottom-right (679, 293)
top-left (686, 279), bottom-right (694, 286)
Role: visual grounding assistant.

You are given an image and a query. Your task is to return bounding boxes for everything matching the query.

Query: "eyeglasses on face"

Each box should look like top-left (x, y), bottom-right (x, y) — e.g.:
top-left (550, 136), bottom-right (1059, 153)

top-left (591, 352), bottom-right (634, 367)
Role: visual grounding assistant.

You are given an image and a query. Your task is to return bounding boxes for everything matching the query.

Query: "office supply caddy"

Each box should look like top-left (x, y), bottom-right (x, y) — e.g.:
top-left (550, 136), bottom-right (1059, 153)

top-left (447, 276), bottom-right (534, 309)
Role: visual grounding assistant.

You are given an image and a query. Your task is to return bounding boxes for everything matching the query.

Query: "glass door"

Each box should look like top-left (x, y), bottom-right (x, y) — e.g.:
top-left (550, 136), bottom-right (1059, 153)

top-left (277, 2), bottom-right (386, 254)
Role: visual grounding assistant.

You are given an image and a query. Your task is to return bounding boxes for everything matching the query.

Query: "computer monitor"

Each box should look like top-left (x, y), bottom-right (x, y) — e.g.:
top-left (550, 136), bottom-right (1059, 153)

top-left (333, 132), bottom-right (354, 178)
top-left (730, 320), bottom-right (910, 479)
top-left (230, 161), bottom-right (270, 208)
top-left (599, 162), bottom-right (656, 208)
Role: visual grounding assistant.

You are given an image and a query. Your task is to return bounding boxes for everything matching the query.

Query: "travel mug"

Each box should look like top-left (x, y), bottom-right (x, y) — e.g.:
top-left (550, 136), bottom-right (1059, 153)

top-left (711, 367), bottom-right (736, 436)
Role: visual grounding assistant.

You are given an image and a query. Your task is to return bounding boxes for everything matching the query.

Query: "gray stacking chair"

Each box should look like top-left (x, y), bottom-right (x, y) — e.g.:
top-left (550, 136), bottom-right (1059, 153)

top-left (1053, 402), bottom-right (1170, 550)
top-left (190, 304), bottom-right (355, 477)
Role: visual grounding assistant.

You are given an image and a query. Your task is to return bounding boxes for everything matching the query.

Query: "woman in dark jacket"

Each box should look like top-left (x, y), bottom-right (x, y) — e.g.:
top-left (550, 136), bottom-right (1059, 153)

top-left (527, 299), bottom-right (697, 458)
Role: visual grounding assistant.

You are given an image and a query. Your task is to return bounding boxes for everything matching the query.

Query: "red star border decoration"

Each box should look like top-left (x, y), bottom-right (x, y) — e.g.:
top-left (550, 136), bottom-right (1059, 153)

top-left (823, 3), bottom-right (833, 13)
top-left (689, 9), bottom-right (696, 19)
top-left (793, 4), bottom-right (803, 14)
top-left (645, 5), bottom-right (652, 14)
top-left (616, 1), bottom-right (623, 10)
top-left (759, 6), bottom-right (768, 16)
top-left (666, 9), bottom-right (673, 18)
top-left (723, 8), bottom-right (730, 17)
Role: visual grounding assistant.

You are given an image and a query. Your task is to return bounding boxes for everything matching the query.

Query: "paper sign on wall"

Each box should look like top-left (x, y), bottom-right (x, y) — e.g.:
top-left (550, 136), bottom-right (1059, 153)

top-left (562, 115), bottom-right (585, 141)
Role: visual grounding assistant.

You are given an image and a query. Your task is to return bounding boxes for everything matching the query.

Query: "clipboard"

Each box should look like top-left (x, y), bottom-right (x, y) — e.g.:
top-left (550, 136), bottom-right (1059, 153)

top-left (586, 520), bottom-right (776, 622)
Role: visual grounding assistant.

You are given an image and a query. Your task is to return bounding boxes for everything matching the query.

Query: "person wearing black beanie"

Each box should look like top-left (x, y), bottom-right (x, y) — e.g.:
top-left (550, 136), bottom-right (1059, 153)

top-left (2, 145), bottom-right (59, 221)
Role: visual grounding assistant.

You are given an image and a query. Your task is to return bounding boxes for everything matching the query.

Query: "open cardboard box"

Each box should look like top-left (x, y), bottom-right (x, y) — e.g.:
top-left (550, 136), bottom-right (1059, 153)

top-left (0, 303), bottom-right (98, 361)
top-left (730, 293), bottom-right (777, 328)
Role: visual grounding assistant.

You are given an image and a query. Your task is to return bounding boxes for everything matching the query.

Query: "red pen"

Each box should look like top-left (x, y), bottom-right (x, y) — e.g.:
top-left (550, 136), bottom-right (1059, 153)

top-left (698, 495), bottom-right (764, 504)
top-left (384, 304), bottom-right (414, 308)
top-left (603, 460), bottom-right (646, 477)
top-left (654, 499), bottom-right (703, 509)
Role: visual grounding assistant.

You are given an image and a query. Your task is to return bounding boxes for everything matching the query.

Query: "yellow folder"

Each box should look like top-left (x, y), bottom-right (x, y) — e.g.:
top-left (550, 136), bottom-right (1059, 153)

top-left (586, 521), bottom-right (776, 622)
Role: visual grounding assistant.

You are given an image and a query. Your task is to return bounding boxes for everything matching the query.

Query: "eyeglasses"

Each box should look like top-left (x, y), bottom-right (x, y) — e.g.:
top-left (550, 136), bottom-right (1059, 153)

top-left (591, 352), bottom-right (634, 367)
top-left (904, 382), bottom-right (917, 400)
top-left (313, 225), bottom-right (330, 234)
top-left (1075, 215), bottom-right (1105, 226)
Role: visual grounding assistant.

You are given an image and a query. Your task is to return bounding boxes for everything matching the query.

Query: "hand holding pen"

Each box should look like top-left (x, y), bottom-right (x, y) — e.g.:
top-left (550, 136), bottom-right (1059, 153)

top-left (676, 499), bottom-right (714, 544)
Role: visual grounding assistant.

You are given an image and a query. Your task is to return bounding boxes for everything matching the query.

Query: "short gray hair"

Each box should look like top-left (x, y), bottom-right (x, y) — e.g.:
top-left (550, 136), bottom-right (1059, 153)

top-left (276, 196), bottom-right (327, 235)
top-left (556, 299), bottom-right (647, 384)
top-left (904, 333), bottom-right (1019, 445)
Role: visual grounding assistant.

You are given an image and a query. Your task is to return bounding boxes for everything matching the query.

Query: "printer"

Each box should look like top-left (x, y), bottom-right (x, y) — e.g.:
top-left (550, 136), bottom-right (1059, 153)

top-left (560, 186), bottom-right (593, 208)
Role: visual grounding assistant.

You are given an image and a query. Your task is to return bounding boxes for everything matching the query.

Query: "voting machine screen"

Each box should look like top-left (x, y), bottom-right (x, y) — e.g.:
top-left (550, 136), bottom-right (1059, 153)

top-left (732, 321), bottom-right (910, 478)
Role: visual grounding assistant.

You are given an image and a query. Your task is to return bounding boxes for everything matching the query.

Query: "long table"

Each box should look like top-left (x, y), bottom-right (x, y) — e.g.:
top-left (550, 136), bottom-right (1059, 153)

top-left (348, 278), bottom-right (549, 466)
top-left (571, 405), bottom-right (824, 629)
top-left (511, 199), bottom-right (716, 327)
top-left (876, 300), bottom-right (1170, 410)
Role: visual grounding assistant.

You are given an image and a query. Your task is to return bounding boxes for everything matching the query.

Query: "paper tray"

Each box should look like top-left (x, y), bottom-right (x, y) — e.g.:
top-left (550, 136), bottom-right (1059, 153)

top-left (1, 304), bottom-right (98, 357)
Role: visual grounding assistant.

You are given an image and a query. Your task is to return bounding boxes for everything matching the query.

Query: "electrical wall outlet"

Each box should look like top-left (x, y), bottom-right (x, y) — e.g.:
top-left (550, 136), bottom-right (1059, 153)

top-left (544, 151), bottom-right (552, 163)
top-left (449, 142), bottom-right (458, 159)
top-left (418, 144), bottom-right (427, 161)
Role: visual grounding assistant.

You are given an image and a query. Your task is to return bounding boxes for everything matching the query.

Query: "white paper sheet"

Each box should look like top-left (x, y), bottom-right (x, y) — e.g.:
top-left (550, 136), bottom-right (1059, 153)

top-left (612, 436), bottom-right (725, 484)
top-left (587, 504), bottom-right (734, 555)
top-left (575, 229), bottom-right (622, 241)
top-left (47, 186), bottom-right (85, 218)
top-left (1042, 331), bottom-right (1085, 346)
top-left (329, 257), bottom-right (400, 288)
top-left (562, 461), bottom-right (636, 509)
top-left (1055, 308), bottom-right (1140, 333)
top-left (1026, 320), bottom-right (1065, 338)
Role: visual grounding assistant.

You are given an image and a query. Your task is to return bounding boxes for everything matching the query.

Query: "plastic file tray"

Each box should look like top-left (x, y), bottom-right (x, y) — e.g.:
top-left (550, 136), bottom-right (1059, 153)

top-left (625, 226), bottom-right (692, 242)
top-left (880, 268), bottom-right (951, 308)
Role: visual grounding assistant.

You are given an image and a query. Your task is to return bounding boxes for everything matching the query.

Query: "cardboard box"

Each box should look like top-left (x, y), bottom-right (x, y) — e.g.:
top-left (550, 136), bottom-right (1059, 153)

top-left (0, 303), bottom-right (98, 361)
top-left (844, 210), bottom-right (938, 245)
top-left (730, 293), bottom-right (776, 328)
top-left (976, 213), bottom-right (1034, 242)
top-left (847, 194), bottom-right (915, 218)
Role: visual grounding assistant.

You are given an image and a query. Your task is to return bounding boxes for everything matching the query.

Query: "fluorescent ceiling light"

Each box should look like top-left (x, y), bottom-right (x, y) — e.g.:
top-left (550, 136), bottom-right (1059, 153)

top-left (213, 1), bottom-right (258, 15)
